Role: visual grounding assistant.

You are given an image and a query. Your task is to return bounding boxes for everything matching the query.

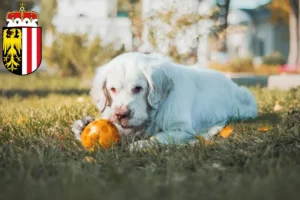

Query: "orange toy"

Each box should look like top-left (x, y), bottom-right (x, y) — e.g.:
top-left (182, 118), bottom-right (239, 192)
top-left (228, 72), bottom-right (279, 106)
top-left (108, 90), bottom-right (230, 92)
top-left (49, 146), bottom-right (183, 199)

top-left (81, 119), bottom-right (120, 150)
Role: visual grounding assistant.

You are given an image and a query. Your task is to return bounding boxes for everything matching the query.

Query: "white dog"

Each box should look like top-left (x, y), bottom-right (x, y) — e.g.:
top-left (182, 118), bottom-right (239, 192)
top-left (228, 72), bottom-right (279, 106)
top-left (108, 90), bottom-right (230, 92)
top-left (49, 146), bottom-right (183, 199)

top-left (72, 52), bottom-right (257, 149)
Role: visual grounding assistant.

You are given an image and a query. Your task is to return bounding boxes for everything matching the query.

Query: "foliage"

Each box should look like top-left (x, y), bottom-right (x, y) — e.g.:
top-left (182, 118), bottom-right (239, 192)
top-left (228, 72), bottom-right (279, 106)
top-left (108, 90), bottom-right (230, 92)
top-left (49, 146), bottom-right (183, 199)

top-left (1, 74), bottom-right (300, 199)
top-left (144, 5), bottom-right (222, 64)
top-left (117, 0), bottom-right (142, 50)
top-left (39, 0), bottom-right (57, 30)
top-left (267, 0), bottom-right (290, 23)
top-left (209, 62), bottom-right (298, 75)
top-left (209, 56), bottom-right (254, 73)
top-left (254, 64), bottom-right (282, 75)
top-left (209, 55), bottom-right (291, 74)
top-left (44, 34), bottom-right (124, 76)
top-left (216, 0), bottom-right (231, 51)
top-left (262, 51), bottom-right (287, 65)
top-left (229, 56), bottom-right (254, 72)
top-left (117, 0), bottom-right (141, 16)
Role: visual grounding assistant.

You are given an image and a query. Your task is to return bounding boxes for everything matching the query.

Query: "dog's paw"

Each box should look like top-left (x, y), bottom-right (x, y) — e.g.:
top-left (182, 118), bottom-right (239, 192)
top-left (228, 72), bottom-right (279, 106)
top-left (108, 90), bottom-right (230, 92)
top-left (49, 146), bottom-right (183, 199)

top-left (71, 116), bottom-right (95, 141)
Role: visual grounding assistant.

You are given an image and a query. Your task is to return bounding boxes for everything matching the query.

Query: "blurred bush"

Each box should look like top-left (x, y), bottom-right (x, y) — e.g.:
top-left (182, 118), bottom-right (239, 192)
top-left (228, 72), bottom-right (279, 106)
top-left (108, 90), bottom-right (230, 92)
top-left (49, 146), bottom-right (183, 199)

top-left (209, 60), bottom-right (282, 75)
top-left (255, 64), bottom-right (281, 74)
top-left (209, 56), bottom-right (254, 73)
top-left (229, 56), bottom-right (254, 72)
top-left (44, 34), bottom-right (124, 76)
top-left (262, 51), bottom-right (286, 65)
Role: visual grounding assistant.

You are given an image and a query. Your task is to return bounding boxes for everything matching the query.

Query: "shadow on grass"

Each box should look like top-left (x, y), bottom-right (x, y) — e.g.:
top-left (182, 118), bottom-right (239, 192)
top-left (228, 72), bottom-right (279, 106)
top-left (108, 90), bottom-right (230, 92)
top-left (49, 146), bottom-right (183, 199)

top-left (242, 113), bottom-right (282, 125)
top-left (0, 89), bottom-right (90, 98)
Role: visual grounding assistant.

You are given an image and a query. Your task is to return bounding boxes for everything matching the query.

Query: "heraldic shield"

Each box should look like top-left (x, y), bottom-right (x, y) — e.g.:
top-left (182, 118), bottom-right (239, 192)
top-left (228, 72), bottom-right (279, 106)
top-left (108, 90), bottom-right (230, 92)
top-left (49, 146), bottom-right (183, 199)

top-left (2, 27), bottom-right (42, 75)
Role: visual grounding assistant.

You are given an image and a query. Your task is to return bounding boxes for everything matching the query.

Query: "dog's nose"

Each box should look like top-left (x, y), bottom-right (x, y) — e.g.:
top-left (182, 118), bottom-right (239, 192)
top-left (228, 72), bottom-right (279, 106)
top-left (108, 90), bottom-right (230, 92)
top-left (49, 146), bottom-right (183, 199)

top-left (114, 107), bottom-right (131, 120)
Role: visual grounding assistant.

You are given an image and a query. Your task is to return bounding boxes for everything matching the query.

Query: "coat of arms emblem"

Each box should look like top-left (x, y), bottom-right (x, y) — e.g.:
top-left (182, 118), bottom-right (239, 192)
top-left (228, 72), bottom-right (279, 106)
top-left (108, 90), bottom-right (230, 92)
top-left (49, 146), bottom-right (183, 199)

top-left (2, 3), bottom-right (42, 75)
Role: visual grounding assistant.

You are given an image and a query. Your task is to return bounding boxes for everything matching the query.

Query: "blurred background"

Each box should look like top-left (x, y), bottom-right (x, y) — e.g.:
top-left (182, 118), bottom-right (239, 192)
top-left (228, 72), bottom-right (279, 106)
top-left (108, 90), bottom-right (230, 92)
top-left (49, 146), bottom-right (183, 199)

top-left (0, 0), bottom-right (299, 78)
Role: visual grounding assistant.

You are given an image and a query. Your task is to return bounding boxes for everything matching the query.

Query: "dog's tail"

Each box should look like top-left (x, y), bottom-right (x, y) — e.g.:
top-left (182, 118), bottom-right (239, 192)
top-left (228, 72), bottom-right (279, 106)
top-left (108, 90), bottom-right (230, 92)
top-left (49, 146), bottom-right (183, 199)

top-left (236, 86), bottom-right (257, 119)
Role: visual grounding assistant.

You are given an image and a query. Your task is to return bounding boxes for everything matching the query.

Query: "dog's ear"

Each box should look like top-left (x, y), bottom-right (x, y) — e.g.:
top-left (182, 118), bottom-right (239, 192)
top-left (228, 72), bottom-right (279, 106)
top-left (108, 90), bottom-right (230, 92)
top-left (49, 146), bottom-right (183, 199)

top-left (90, 65), bottom-right (112, 113)
top-left (142, 65), bottom-right (174, 110)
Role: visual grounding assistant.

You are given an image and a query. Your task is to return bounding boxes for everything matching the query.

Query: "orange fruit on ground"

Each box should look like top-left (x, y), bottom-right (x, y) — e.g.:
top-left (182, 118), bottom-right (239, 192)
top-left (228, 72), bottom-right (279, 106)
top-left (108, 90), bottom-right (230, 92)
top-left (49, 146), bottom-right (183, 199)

top-left (81, 119), bottom-right (120, 150)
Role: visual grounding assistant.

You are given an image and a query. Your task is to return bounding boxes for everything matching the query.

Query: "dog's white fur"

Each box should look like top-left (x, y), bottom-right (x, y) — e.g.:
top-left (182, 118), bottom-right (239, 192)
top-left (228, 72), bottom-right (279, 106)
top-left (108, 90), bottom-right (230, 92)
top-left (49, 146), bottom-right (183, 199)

top-left (85, 52), bottom-right (257, 147)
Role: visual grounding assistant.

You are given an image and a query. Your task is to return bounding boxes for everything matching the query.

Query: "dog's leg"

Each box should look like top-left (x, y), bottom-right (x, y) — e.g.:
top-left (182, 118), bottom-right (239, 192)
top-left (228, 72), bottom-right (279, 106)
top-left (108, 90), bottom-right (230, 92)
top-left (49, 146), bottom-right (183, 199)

top-left (71, 116), bottom-right (95, 141)
top-left (151, 130), bottom-right (197, 144)
top-left (129, 130), bottom-right (196, 151)
top-left (200, 121), bottom-right (228, 140)
top-left (202, 125), bottom-right (225, 140)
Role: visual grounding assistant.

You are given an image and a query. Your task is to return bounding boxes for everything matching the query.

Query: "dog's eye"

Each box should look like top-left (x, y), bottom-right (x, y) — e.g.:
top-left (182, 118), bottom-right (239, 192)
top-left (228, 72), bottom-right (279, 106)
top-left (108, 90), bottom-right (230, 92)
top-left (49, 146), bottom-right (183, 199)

top-left (132, 86), bottom-right (142, 94)
top-left (110, 87), bottom-right (116, 93)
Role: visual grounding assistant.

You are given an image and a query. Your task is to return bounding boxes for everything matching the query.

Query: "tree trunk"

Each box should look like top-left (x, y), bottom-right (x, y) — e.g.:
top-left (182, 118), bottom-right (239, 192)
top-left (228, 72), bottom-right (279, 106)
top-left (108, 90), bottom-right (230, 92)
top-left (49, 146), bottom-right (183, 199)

top-left (288, 0), bottom-right (299, 67)
top-left (298, 0), bottom-right (300, 67)
top-left (222, 0), bottom-right (231, 52)
top-left (217, 0), bottom-right (231, 52)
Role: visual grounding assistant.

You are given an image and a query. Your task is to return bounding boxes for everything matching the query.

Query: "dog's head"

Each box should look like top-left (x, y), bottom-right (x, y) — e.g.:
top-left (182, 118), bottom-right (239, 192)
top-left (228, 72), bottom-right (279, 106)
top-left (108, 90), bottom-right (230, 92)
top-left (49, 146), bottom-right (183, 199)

top-left (90, 52), bottom-right (174, 132)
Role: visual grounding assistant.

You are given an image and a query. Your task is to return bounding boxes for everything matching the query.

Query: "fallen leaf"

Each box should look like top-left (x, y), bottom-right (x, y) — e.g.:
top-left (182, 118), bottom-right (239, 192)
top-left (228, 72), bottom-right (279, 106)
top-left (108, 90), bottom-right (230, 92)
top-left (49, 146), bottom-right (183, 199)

top-left (257, 126), bottom-right (269, 132)
top-left (218, 126), bottom-right (233, 138)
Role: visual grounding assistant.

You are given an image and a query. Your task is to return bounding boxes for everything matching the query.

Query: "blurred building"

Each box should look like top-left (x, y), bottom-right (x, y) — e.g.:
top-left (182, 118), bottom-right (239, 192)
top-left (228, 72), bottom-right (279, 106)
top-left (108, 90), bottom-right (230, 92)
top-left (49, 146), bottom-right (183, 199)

top-left (140, 0), bottom-right (289, 66)
top-left (50, 0), bottom-right (132, 51)
top-left (46, 0), bottom-right (288, 66)
top-left (226, 7), bottom-right (289, 60)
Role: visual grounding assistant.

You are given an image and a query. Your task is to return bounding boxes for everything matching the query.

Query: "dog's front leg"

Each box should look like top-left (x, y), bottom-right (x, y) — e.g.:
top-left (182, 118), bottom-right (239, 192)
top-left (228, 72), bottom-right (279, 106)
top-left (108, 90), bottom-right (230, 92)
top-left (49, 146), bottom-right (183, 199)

top-left (71, 116), bottom-right (95, 141)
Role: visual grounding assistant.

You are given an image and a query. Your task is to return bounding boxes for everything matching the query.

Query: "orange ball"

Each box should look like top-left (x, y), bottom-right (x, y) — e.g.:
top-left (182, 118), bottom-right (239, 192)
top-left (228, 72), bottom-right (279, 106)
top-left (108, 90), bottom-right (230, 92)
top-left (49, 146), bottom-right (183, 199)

top-left (81, 119), bottom-right (120, 150)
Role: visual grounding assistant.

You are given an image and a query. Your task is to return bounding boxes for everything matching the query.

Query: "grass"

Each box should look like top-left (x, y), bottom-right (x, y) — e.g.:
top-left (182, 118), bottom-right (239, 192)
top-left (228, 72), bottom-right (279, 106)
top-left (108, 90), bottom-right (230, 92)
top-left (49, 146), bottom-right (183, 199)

top-left (0, 72), bottom-right (300, 200)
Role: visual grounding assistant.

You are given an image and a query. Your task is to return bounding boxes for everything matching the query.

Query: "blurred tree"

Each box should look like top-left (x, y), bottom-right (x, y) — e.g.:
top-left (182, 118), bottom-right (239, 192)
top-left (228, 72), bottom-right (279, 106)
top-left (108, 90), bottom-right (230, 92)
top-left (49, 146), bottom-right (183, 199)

top-left (39, 0), bottom-right (57, 31)
top-left (117, 0), bottom-right (142, 50)
top-left (118, 0), bottom-right (141, 14)
top-left (268, 0), bottom-right (289, 23)
top-left (44, 34), bottom-right (124, 76)
top-left (287, 0), bottom-right (299, 68)
top-left (144, 3), bottom-right (222, 64)
top-left (216, 0), bottom-right (231, 52)
top-left (38, 0), bottom-right (57, 51)
top-left (269, 0), bottom-right (300, 69)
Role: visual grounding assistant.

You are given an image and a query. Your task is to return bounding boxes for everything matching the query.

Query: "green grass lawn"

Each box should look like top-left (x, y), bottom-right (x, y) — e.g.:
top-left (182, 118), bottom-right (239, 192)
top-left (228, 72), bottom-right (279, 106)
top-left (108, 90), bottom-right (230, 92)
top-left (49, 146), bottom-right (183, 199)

top-left (0, 72), bottom-right (300, 200)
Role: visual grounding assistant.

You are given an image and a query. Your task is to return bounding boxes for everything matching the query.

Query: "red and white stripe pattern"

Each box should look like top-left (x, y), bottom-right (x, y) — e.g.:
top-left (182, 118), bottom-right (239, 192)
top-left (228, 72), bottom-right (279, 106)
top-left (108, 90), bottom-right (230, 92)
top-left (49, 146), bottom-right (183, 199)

top-left (21, 27), bottom-right (42, 75)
